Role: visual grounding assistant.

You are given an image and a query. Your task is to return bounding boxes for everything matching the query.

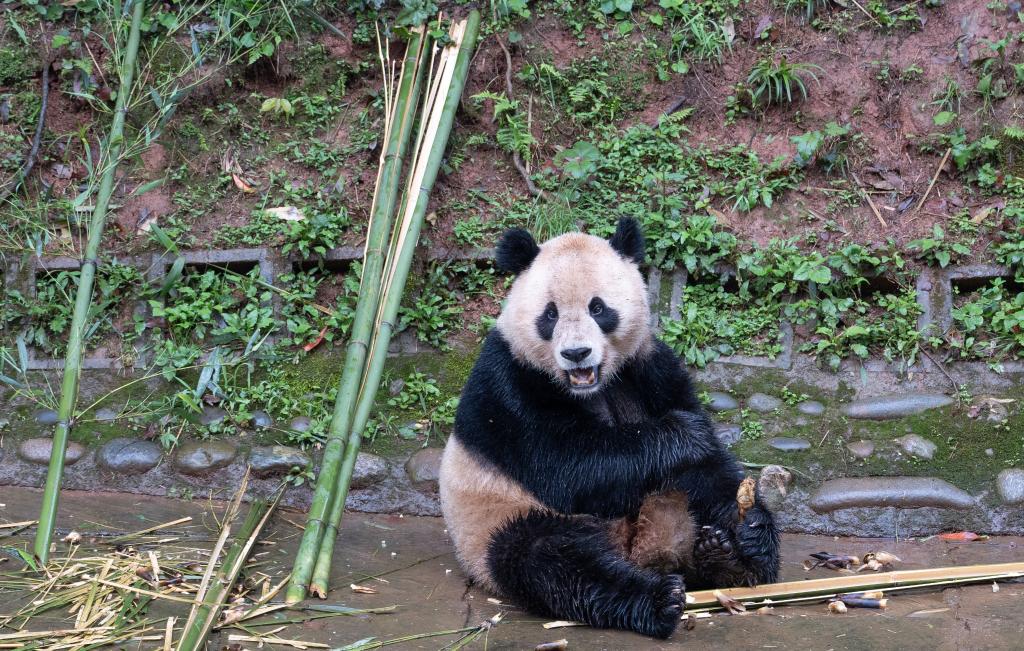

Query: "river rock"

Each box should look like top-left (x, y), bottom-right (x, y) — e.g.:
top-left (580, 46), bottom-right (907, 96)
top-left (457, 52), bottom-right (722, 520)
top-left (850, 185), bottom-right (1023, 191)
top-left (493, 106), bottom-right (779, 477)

top-left (289, 416), bottom-right (312, 433)
top-left (198, 406), bottom-right (227, 426)
top-left (405, 448), bottom-right (443, 491)
top-left (94, 408), bottom-right (118, 423)
top-left (389, 378), bottom-right (406, 397)
top-left (96, 438), bottom-right (162, 474)
top-left (173, 440), bottom-right (237, 475)
top-left (18, 438), bottom-right (86, 465)
top-left (841, 394), bottom-right (953, 420)
top-left (758, 465), bottom-right (792, 511)
top-left (34, 409), bottom-right (59, 425)
top-left (352, 453), bottom-right (390, 489)
top-left (997, 469), bottom-right (1024, 505)
top-left (846, 440), bottom-right (875, 459)
top-left (251, 411), bottom-right (273, 429)
top-left (714, 423), bottom-right (742, 447)
top-left (706, 392), bottom-right (739, 412)
top-left (896, 434), bottom-right (937, 460)
top-left (249, 445), bottom-right (311, 477)
top-left (768, 436), bottom-right (811, 451)
top-left (809, 477), bottom-right (973, 512)
top-left (748, 393), bottom-right (782, 413)
top-left (797, 400), bottom-right (825, 416)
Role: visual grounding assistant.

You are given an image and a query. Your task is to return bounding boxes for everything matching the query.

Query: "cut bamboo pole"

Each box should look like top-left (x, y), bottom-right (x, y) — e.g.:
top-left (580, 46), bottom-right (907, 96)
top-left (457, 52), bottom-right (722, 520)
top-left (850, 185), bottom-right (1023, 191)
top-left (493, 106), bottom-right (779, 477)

top-left (686, 561), bottom-right (1024, 610)
top-left (33, 0), bottom-right (147, 564)
top-left (307, 12), bottom-right (480, 596)
top-left (285, 28), bottom-right (429, 605)
top-left (175, 489), bottom-right (282, 651)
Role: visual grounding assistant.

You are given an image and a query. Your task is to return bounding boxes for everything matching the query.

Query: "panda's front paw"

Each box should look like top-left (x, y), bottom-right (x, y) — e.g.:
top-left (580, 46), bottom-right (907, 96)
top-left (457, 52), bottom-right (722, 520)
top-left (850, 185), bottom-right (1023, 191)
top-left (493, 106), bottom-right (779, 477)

top-left (734, 505), bottom-right (780, 583)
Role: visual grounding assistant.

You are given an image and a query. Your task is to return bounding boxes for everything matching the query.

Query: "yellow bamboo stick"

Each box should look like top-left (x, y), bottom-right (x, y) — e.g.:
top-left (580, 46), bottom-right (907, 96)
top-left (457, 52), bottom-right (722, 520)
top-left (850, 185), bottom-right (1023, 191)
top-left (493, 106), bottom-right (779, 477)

top-left (687, 561), bottom-right (1024, 609)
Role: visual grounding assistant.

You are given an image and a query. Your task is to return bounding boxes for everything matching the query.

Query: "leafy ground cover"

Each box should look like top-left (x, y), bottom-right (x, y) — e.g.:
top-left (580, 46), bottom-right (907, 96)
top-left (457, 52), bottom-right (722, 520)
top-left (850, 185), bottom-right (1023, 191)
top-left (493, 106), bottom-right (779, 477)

top-left (1, 0), bottom-right (1023, 453)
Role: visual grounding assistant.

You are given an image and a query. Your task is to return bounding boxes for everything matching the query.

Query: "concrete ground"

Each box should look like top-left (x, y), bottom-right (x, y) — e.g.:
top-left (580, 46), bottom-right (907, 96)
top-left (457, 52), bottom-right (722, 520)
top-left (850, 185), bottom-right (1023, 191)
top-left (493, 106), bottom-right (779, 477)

top-left (1, 487), bottom-right (1023, 650)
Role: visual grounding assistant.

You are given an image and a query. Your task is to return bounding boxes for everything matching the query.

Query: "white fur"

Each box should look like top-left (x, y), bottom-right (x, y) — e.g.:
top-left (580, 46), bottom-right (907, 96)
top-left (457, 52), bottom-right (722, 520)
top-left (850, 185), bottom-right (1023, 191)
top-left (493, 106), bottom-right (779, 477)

top-left (495, 232), bottom-right (651, 394)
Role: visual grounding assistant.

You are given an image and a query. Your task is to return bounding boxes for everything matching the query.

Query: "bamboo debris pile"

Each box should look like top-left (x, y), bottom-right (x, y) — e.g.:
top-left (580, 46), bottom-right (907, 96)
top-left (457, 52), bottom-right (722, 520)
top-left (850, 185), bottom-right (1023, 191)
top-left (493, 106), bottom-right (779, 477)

top-left (287, 10), bottom-right (482, 604)
top-left (0, 479), bottom-right (400, 651)
top-left (0, 484), bottom-right (278, 651)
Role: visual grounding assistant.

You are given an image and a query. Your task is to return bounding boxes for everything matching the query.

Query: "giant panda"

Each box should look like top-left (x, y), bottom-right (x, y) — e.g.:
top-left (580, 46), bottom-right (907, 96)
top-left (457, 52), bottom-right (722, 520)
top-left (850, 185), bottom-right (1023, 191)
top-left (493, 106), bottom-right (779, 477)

top-left (439, 218), bottom-right (779, 639)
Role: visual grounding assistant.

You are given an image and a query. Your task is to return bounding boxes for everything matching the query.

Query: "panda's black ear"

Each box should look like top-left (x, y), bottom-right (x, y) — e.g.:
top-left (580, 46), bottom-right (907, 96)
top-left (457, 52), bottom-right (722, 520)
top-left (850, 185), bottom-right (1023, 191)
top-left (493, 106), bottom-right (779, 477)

top-left (609, 217), bottom-right (645, 265)
top-left (495, 228), bottom-right (540, 275)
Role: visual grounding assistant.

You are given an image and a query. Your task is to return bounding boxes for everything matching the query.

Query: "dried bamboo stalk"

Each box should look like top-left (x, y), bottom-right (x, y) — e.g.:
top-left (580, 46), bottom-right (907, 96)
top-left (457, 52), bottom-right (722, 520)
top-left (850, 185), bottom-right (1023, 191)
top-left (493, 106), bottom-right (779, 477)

top-left (687, 561), bottom-right (1024, 610)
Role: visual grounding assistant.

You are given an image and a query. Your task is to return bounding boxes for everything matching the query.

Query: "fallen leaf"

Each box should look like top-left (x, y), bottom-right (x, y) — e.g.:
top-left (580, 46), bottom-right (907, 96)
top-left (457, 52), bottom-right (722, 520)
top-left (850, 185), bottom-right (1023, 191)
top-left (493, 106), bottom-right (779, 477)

top-left (232, 173), bottom-right (256, 193)
top-left (971, 206), bottom-right (993, 224)
top-left (753, 15), bottom-right (773, 39)
top-left (938, 531), bottom-right (986, 542)
top-left (265, 206), bottom-right (305, 221)
top-left (896, 196), bottom-right (916, 213)
top-left (721, 17), bottom-right (735, 45)
top-left (349, 583), bottom-right (378, 594)
top-left (138, 209), bottom-right (158, 233)
top-left (534, 640), bottom-right (568, 651)
top-left (303, 327), bottom-right (329, 353)
top-left (714, 589), bottom-right (746, 615)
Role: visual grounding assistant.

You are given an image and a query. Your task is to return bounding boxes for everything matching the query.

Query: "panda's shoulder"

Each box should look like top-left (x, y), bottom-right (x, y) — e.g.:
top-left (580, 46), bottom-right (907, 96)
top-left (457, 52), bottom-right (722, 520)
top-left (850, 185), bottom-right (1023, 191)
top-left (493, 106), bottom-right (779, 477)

top-left (620, 338), bottom-right (700, 409)
top-left (462, 331), bottom-right (549, 404)
top-left (631, 338), bottom-right (691, 380)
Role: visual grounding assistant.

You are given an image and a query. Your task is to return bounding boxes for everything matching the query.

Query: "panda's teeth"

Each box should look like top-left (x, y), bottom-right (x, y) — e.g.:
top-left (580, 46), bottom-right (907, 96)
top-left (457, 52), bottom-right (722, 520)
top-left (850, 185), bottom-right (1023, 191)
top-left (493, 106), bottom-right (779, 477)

top-left (568, 366), bottom-right (597, 386)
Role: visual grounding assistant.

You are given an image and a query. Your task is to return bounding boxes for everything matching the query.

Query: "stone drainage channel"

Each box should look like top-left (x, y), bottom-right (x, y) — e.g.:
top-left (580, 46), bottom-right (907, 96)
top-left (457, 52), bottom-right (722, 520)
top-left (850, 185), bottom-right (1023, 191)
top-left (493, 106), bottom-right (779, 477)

top-left (2, 248), bottom-right (1023, 536)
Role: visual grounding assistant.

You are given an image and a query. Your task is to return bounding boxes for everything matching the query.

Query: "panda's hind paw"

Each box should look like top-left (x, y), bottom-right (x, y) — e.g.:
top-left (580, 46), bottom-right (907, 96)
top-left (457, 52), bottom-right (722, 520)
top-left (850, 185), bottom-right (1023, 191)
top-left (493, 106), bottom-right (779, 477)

top-left (693, 526), bottom-right (756, 588)
top-left (643, 574), bottom-right (685, 639)
top-left (694, 526), bottom-right (736, 564)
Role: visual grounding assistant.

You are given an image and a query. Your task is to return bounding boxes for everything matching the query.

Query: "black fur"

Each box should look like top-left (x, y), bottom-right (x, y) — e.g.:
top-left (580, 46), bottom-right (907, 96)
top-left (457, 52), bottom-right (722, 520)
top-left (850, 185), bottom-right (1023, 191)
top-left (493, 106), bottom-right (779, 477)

top-left (589, 297), bottom-right (619, 334)
top-left (487, 510), bottom-right (684, 639)
top-left (495, 228), bottom-right (540, 275)
top-left (458, 330), bottom-right (780, 635)
top-left (536, 302), bottom-right (557, 341)
top-left (608, 217), bottom-right (645, 265)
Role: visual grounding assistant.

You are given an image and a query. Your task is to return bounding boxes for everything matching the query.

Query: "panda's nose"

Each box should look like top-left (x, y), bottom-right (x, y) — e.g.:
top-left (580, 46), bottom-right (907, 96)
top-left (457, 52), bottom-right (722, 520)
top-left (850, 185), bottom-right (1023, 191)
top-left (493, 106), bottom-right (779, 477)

top-left (560, 347), bottom-right (592, 363)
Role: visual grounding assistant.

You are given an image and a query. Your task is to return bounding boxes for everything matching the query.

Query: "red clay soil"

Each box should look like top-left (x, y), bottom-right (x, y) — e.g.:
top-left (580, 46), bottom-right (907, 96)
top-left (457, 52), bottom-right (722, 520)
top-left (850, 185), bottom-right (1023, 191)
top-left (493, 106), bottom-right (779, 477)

top-left (10, 0), bottom-right (1021, 260)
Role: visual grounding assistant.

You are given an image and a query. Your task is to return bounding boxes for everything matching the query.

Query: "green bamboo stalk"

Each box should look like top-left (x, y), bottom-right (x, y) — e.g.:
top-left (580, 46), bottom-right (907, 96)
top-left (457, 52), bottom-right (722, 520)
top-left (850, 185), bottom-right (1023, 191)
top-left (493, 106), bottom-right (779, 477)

top-left (33, 0), bottom-right (147, 563)
top-left (307, 11), bottom-right (482, 597)
top-left (285, 30), bottom-right (428, 604)
top-left (175, 493), bottom-right (280, 651)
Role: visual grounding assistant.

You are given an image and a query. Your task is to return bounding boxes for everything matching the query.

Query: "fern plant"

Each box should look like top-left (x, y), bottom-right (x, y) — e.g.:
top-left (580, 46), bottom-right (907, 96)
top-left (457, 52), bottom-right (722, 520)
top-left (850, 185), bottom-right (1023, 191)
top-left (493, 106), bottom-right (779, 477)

top-left (746, 56), bottom-right (822, 107)
top-left (472, 91), bottom-right (535, 159)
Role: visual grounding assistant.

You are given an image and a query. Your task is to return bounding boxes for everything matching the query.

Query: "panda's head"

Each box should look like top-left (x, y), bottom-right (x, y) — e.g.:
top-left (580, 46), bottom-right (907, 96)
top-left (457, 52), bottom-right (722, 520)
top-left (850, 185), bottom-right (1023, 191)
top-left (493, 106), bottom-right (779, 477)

top-left (494, 217), bottom-right (651, 397)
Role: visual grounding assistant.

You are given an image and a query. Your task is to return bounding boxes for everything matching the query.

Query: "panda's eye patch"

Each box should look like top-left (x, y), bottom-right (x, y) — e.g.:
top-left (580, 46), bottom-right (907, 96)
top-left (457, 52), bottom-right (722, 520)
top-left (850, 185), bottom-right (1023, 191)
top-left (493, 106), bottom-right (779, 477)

top-left (589, 296), bottom-right (620, 334)
top-left (535, 302), bottom-right (558, 341)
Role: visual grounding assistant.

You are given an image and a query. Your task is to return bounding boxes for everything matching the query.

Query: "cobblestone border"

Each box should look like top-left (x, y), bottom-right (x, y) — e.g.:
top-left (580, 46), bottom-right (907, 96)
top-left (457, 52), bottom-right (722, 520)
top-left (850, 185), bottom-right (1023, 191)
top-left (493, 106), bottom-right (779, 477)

top-left (0, 436), bottom-right (443, 517)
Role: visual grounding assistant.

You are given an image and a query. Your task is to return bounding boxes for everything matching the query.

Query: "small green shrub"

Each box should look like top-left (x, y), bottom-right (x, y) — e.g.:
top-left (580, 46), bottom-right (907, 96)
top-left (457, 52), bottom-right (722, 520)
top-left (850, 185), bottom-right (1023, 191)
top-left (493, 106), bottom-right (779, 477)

top-left (746, 56), bottom-right (822, 106)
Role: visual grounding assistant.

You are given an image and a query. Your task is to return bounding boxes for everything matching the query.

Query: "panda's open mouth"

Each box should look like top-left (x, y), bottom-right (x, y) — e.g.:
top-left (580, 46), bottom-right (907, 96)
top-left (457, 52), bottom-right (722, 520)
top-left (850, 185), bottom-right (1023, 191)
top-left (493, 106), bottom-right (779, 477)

top-left (566, 365), bottom-right (601, 389)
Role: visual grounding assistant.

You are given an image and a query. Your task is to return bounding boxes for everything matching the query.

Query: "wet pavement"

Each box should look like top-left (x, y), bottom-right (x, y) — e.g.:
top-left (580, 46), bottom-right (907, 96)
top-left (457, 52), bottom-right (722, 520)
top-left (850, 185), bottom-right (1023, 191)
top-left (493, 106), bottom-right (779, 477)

top-left (1, 486), bottom-right (1023, 650)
